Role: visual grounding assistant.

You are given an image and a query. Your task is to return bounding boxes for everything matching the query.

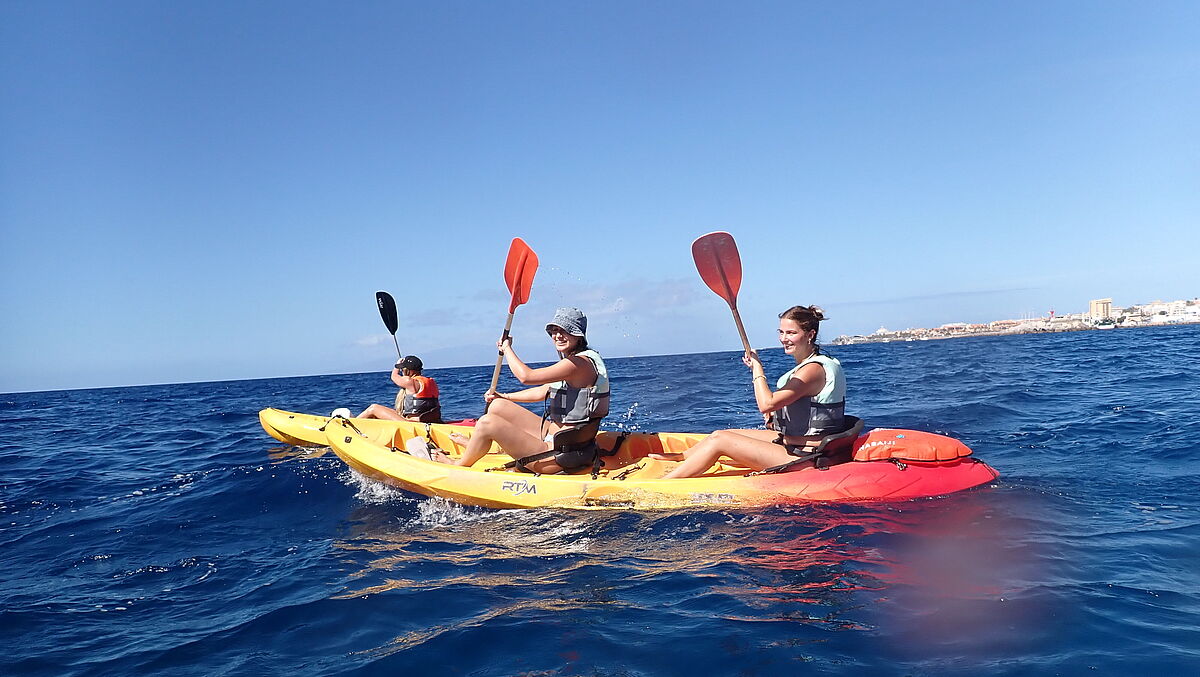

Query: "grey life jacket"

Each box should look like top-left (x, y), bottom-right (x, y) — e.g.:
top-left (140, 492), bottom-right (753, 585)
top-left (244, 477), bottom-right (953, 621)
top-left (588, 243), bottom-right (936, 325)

top-left (401, 394), bottom-right (439, 417)
top-left (546, 349), bottom-right (610, 425)
top-left (769, 353), bottom-right (846, 437)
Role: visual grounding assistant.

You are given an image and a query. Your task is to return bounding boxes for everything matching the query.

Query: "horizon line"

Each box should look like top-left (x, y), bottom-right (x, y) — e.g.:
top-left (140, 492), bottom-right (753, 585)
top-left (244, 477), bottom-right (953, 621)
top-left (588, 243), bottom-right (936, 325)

top-left (1, 345), bottom-right (793, 396)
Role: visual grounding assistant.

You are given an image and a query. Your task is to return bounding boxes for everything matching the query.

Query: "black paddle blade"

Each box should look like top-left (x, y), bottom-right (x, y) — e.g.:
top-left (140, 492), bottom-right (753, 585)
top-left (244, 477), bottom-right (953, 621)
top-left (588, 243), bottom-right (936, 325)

top-left (376, 291), bottom-right (399, 335)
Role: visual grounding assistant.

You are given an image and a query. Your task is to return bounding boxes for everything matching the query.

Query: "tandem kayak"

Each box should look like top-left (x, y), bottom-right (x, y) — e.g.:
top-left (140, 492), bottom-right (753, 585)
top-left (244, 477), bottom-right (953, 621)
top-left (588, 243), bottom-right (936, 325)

top-left (312, 415), bottom-right (999, 510)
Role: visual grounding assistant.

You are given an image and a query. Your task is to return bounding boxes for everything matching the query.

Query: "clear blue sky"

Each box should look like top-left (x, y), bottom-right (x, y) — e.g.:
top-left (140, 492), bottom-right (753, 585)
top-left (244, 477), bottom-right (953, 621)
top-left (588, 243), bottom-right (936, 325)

top-left (2, 1), bottom-right (1197, 393)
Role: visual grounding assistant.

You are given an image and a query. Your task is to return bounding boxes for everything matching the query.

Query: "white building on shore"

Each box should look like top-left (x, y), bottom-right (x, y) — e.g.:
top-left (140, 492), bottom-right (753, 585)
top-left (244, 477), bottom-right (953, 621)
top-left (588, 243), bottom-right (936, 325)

top-left (1088, 298), bottom-right (1113, 321)
top-left (832, 296), bottom-right (1198, 345)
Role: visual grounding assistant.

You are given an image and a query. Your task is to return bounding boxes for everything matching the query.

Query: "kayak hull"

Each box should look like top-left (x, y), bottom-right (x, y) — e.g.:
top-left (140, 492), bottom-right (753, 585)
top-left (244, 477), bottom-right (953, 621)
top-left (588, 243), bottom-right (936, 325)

top-left (258, 408), bottom-right (474, 448)
top-left (259, 408), bottom-right (399, 447)
top-left (319, 416), bottom-right (1000, 510)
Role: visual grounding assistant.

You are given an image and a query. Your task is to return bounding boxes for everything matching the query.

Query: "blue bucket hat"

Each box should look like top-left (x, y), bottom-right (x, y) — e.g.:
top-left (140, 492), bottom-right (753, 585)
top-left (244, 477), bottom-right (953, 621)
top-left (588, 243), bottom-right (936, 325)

top-left (546, 307), bottom-right (587, 337)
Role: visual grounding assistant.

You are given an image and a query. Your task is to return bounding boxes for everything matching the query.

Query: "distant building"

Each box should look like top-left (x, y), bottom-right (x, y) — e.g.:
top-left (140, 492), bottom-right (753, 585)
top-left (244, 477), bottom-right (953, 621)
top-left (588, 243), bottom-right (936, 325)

top-left (832, 294), bottom-right (1196, 346)
top-left (1089, 298), bottom-right (1113, 320)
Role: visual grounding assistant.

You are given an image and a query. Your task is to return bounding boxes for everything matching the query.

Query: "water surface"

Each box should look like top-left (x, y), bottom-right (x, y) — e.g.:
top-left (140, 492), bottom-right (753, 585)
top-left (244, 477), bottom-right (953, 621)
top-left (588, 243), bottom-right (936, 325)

top-left (3, 326), bottom-right (1198, 675)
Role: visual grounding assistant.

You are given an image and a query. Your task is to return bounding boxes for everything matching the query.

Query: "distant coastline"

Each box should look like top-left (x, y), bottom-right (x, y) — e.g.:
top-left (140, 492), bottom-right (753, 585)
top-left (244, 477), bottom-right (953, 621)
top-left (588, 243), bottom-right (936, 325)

top-left (832, 297), bottom-right (1199, 345)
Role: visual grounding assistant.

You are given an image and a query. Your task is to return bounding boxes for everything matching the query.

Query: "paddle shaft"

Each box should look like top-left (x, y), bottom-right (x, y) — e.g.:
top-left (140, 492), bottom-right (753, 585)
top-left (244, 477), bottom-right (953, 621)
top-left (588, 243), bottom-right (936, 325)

top-left (727, 302), bottom-right (753, 356)
top-left (488, 312), bottom-right (515, 393)
top-left (709, 251), bottom-right (753, 357)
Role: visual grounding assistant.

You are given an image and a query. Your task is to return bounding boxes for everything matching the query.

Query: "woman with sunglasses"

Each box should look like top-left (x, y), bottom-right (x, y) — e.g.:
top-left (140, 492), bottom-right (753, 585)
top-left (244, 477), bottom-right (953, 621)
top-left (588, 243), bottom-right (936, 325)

top-left (443, 307), bottom-right (610, 473)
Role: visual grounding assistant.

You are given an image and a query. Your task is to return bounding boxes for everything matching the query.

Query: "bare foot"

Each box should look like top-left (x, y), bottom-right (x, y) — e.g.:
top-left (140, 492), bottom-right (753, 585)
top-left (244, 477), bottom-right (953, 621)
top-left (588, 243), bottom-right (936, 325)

top-left (448, 432), bottom-right (470, 446)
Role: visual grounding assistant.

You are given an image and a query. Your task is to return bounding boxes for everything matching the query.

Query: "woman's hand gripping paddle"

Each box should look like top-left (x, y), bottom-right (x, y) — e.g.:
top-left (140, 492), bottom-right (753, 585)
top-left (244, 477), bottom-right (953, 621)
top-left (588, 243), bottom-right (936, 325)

top-left (488, 238), bottom-right (539, 398)
top-left (692, 231), bottom-right (753, 357)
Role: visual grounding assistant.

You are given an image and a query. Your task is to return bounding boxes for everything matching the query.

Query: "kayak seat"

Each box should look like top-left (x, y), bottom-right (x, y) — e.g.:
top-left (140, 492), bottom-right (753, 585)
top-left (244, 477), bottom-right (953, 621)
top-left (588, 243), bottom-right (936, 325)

top-left (811, 415), bottom-right (864, 459)
top-left (496, 419), bottom-right (610, 476)
top-left (750, 416), bottom-right (865, 476)
top-left (551, 419), bottom-right (602, 451)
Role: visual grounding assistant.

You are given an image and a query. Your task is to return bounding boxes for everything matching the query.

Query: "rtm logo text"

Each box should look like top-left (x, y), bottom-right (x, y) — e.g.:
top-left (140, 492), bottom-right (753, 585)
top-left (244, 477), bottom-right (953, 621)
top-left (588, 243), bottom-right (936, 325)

top-left (501, 480), bottom-right (537, 496)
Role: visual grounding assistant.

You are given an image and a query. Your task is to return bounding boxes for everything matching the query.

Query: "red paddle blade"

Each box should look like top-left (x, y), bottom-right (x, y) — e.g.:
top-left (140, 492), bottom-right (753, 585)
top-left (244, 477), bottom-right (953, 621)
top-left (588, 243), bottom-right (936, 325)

top-left (691, 231), bottom-right (742, 305)
top-left (503, 237), bottom-right (539, 312)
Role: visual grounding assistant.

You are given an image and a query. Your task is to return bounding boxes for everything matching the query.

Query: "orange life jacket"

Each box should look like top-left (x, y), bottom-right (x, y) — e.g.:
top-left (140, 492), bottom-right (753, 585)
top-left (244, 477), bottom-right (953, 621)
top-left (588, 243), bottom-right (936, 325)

top-left (412, 375), bottom-right (439, 399)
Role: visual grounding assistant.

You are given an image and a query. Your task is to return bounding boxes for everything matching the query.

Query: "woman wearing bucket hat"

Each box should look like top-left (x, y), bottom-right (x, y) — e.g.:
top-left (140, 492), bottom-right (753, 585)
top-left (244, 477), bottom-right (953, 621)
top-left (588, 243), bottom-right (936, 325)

top-left (444, 307), bottom-right (612, 473)
top-left (355, 355), bottom-right (444, 423)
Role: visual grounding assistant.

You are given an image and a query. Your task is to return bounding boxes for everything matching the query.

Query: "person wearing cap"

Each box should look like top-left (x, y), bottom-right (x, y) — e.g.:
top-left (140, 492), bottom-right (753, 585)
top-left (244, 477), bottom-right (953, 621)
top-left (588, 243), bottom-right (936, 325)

top-left (443, 307), bottom-right (611, 473)
top-left (356, 355), bottom-right (443, 423)
top-left (663, 304), bottom-right (848, 478)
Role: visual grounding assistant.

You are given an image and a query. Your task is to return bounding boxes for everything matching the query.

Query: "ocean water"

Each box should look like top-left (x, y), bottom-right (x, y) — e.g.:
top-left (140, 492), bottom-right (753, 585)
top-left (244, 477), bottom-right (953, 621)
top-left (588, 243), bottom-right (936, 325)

top-left (2, 325), bottom-right (1199, 676)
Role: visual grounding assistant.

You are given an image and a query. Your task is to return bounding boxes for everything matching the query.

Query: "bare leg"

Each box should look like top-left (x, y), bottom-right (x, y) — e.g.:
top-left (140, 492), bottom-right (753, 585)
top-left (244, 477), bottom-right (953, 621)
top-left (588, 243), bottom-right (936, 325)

top-left (663, 429), bottom-right (797, 479)
top-left (449, 399), bottom-right (541, 444)
top-left (452, 399), bottom-right (555, 468)
top-left (357, 404), bottom-right (403, 420)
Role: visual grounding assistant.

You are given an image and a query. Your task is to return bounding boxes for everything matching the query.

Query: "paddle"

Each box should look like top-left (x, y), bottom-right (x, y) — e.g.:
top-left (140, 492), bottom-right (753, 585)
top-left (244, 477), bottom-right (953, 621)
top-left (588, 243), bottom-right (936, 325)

top-left (488, 238), bottom-right (539, 397)
top-left (375, 291), bottom-right (402, 359)
top-left (376, 290), bottom-right (407, 409)
top-left (692, 231), bottom-right (753, 356)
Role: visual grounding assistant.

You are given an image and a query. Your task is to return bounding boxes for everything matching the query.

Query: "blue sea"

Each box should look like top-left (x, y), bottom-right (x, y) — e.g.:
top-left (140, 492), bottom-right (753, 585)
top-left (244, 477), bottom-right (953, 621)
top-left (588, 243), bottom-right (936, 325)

top-left (3, 326), bottom-right (1199, 676)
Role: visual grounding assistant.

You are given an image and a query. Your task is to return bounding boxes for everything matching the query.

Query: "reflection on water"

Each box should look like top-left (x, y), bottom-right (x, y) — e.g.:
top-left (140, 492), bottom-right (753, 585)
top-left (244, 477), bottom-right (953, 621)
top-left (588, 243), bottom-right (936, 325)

top-left (326, 497), bottom-right (889, 647)
top-left (318, 462), bottom-right (1053, 672)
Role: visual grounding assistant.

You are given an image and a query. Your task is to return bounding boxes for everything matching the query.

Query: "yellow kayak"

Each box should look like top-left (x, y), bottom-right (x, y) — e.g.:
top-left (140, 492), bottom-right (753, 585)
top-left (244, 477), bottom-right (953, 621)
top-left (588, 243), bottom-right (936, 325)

top-left (319, 416), bottom-right (1000, 510)
top-left (259, 408), bottom-right (402, 447)
top-left (258, 407), bottom-right (481, 448)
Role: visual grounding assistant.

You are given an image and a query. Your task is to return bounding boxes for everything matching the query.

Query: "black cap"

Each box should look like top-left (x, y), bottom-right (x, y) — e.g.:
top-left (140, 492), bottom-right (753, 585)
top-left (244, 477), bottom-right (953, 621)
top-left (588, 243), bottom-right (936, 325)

top-left (397, 355), bottom-right (423, 372)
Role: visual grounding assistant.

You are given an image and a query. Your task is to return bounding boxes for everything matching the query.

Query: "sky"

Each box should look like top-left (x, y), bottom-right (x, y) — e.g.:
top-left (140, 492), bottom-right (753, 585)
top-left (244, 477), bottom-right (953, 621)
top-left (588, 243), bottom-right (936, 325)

top-left (2, 1), bottom-right (1197, 393)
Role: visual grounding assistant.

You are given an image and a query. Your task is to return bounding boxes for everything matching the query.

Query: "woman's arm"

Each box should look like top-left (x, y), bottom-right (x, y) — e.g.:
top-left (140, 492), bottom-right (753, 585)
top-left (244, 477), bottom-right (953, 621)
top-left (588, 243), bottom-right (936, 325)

top-left (389, 368), bottom-right (416, 391)
top-left (501, 341), bottom-right (595, 386)
top-left (747, 355), bottom-right (825, 414)
top-left (488, 384), bottom-right (551, 404)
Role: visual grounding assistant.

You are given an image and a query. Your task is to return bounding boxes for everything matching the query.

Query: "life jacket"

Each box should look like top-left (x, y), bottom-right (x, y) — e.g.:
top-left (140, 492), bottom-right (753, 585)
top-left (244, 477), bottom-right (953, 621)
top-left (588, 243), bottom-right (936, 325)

top-left (546, 349), bottom-right (610, 425)
top-left (401, 375), bottom-right (440, 418)
top-left (769, 353), bottom-right (846, 437)
top-left (501, 350), bottom-right (611, 477)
